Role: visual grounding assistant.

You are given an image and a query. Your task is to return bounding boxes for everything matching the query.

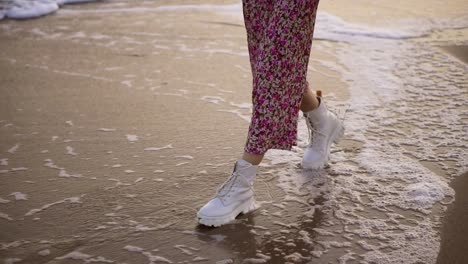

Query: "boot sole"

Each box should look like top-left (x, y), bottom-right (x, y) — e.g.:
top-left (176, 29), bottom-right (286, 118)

top-left (197, 197), bottom-right (257, 227)
top-left (302, 119), bottom-right (345, 170)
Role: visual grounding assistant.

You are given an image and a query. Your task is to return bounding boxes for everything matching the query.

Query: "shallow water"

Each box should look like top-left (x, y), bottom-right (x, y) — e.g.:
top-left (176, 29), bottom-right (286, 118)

top-left (0, 0), bottom-right (467, 263)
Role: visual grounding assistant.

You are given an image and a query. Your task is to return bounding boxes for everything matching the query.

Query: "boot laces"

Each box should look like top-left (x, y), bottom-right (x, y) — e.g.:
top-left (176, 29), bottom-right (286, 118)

top-left (215, 165), bottom-right (253, 201)
top-left (305, 104), bottom-right (347, 147)
top-left (306, 117), bottom-right (326, 148)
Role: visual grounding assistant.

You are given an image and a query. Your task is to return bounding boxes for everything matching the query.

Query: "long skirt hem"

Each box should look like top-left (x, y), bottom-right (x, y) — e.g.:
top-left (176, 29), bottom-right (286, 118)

top-left (242, 0), bottom-right (320, 154)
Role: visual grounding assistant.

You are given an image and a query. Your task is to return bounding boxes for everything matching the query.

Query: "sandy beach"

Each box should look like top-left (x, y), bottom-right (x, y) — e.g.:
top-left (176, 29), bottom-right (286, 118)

top-left (1, 0), bottom-right (467, 263)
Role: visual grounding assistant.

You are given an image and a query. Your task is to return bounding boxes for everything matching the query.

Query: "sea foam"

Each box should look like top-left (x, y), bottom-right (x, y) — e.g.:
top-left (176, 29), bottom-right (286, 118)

top-left (1, 0), bottom-right (100, 20)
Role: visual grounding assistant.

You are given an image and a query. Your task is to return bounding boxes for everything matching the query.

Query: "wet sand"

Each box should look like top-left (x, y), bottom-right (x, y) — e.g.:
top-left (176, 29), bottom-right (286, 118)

top-left (436, 45), bottom-right (468, 264)
top-left (437, 43), bottom-right (468, 264)
top-left (0, 2), bottom-right (350, 262)
top-left (441, 45), bottom-right (468, 64)
top-left (0, 0), bottom-right (467, 263)
top-left (437, 172), bottom-right (468, 264)
top-left (437, 45), bottom-right (468, 264)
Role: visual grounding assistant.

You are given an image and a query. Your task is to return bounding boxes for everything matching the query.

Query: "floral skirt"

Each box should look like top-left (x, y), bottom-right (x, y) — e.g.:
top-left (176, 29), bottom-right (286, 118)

top-left (243, 0), bottom-right (321, 155)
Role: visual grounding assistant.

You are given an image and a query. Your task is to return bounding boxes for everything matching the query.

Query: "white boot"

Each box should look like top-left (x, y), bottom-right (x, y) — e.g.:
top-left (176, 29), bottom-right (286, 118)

top-left (197, 159), bottom-right (258, 227)
top-left (302, 97), bottom-right (344, 169)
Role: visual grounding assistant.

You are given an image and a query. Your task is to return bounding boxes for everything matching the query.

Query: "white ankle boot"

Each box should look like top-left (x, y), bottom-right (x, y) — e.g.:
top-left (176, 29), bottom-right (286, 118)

top-left (197, 159), bottom-right (258, 227)
top-left (302, 97), bottom-right (344, 169)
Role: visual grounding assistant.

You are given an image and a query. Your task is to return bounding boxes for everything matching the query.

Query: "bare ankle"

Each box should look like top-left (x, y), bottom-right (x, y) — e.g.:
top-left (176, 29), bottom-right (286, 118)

top-left (242, 152), bottom-right (264, 165)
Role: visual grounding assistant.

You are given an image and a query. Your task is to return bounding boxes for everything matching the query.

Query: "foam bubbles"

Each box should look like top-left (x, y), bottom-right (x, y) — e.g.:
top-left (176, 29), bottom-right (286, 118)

top-left (1, 0), bottom-right (100, 20)
top-left (126, 134), bottom-right (138, 143)
top-left (7, 144), bottom-right (19, 154)
top-left (256, 5), bottom-right (466, 262)
top-left (55, 251), bottom-right (113, 263)
top-left (10, 192), bottom-right (28, 200)
top-left (0, 212), bottom-right (14, 221)
top-left (98, 128), bottom-right (116, 132)
top-left (37, 249), bottom-right (50, 256)
top-left (405, 182), bottom-right (450, 209)
top-left (123, 245), bottom-right (173, 263)
top-left (5, 0), bottom-right (58, 20)
top-left (314, 12), bottom-right (453, 41)
top-left (25, 196), bottom-right (82, 216)
top-left (66, 146), bottom-right (77, 156)
top-left (201, 95), bottom-right (225, 105)
top-left (144, 144), bottom-right (173, 151)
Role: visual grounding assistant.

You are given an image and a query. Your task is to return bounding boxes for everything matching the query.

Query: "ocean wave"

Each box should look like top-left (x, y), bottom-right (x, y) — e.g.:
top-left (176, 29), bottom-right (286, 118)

top-left (0, 0), bottom-right (99, 20)
top-left (3, 1), bottom-right (468, 43)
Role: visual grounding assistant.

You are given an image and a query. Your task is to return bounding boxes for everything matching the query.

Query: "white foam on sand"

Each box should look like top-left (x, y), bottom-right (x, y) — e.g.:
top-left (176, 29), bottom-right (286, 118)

top-left (98, 128), bottom-right (116, 132)
top-left (201, 95), bottom-right (225, 105)
top-left (66, 146), bottom-right (77, 155)
top-left (144, 144), bottom-right (173, 151)
top-left (59, 169), bottom-right (82, 178)
top-left (314, 12), bottom-right (468, 42)
top-left (5, 0), bottom-right (58, 20)
top-left (263, 56), bottom-right (463, 263)
top-left (52, 2), bottom-right (468, 41)
top-left (10, 167), bottom-right (28, 172)
top-left (1, 158), bottom-right (9, 166)
top-left (1, 0), bottom-right (100, 20)
top-left (7, 143), bottom-right (19, 154)
top-left (260, 11), bottom-right (465, 264)
top-left (123, 245), bottom-right (173, 263)
top-left (44, 158), bottom-right (61, 170)
top-left (25, 196), bottom-right (83, 216)
top-left (187, 3), bottom-right (468, 263)
top-left (175, 155), bottom-right (194, 160)
top-left (37, 249), bottom-right (50, 256)
top-left (58, 3), bottom-right (242, 17)
top-left (0, 212), bottom-right (14, 221)
top-left (126, 134), bottom-right (138, 143)
top-left (10, 192), bottom-right (28, 201)
top-left (55, 250), bottom-right (114, 263)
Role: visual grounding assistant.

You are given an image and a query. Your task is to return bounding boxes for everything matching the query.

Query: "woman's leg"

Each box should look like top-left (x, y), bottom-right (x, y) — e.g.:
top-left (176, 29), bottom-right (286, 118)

top-left (197, 0), bottom-right (272, 227)
top-left (244, 0), bottom-right (321, 155)
top-left (300, 87), bottom-right (320, 113)
top-left (242, 0), bottom-right (320, 166)
top-left (242, 152), bottom-right (264, 165)
top-left (243, 86), bottom-right (320, 167)
top-left (239, 0), bottom-right (273, 167)
top-left (197, 0), bottom-right (321, 227)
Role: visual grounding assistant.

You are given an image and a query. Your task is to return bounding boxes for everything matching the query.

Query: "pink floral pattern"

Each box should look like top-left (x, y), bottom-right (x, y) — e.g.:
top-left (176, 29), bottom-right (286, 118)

top-left (243, 0), bottom-right (321, 155)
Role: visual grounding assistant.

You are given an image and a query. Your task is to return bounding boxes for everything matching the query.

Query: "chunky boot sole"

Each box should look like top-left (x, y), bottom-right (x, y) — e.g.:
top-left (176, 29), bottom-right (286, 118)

top-left (302, 118), bottom-right (345, 170)
top-left (197, 197), bottom-right (257, 227)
